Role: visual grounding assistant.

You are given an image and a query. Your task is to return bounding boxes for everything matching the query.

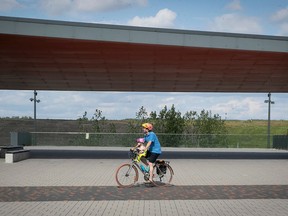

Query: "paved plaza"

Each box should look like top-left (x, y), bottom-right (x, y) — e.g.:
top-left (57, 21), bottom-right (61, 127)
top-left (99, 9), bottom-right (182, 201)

top-left (0, 147), bottom-right (287, 215)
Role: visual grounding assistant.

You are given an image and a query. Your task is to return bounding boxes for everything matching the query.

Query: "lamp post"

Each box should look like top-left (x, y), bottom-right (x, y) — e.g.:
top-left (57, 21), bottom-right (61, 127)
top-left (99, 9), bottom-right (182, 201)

top-left (30, 90), bottom-right (40, 145)
top-left (264, 93), bottom-right (274, 148)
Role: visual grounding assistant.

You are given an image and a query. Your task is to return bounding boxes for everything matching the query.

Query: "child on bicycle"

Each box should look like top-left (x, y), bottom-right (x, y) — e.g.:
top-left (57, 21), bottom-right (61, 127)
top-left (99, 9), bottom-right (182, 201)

top-left (131, 137), bottom-right (147, 163)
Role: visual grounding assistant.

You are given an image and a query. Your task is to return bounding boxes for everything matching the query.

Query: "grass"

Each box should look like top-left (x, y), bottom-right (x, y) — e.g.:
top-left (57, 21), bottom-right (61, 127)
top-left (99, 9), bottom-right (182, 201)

top-left (226, 120), bottom-right (288, 135)
top-left (224, 120), bottom-right (288, 148)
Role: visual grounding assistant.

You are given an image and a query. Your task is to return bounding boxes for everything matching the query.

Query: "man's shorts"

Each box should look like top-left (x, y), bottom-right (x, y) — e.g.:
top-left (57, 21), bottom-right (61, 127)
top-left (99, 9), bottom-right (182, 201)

top-left (145, 151), bottom-right (160, 163)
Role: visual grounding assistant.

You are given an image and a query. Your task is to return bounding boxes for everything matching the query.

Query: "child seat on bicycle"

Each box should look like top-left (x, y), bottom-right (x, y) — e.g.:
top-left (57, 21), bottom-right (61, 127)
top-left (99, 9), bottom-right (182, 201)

top-left (131, 137), bottom-right (147, 162)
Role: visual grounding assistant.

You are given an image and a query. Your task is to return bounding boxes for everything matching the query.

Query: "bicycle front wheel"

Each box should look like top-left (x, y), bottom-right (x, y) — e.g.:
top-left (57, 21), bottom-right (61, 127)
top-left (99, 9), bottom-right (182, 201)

top-left (152, 164), bottom-right (173, 186)
top-left (115, 163), bottom-right (138, 187)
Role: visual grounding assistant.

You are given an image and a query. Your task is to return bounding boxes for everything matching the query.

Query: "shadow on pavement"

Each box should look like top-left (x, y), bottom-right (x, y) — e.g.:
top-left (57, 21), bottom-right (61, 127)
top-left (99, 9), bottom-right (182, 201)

top-left (29, 149), bottom-right (288, 160)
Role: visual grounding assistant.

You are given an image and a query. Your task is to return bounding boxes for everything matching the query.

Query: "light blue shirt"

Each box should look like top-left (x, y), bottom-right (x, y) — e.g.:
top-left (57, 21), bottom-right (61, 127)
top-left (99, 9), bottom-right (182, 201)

top-left (144, 131), bottom-right (161, 154)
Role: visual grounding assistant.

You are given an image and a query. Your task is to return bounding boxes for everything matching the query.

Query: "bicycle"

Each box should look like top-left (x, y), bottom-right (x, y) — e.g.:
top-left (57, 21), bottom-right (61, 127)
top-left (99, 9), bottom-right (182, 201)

top-left (115, 149), bottom-right (174, 187)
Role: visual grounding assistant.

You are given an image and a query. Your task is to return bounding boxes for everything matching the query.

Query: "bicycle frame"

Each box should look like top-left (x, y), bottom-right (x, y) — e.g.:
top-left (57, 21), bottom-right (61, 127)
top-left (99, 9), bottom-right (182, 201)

top-left (126, 159), bottom-right (172, 182)
top-left (127, 160), bottom-right (149, 180)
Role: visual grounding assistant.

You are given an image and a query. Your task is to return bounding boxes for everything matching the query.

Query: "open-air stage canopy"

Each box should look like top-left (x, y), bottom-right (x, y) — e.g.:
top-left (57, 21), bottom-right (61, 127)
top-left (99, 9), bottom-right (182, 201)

top-left (0, 16), bottom-right (288, 92)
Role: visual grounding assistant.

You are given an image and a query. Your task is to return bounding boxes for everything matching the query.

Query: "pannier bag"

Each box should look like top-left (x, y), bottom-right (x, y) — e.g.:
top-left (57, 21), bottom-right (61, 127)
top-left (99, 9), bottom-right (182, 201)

top-left (156, 160), bottom-right (167, 175)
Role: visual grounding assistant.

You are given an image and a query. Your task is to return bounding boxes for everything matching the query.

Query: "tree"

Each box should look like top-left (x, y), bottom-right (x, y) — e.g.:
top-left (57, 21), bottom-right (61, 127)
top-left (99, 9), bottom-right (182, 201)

top-left (91, 109), bottom-right (106, 132)
top-left (149, 104), bottom-right (185, 134)
top-left (77, 109), bottom-right (116, 133)
top-left (193, 110), bottom-right (227, 134)
top-left (164, 104), bottom-right (185, 134)
top-left (149, 106), bottom-right (167, 133)
top-left (78, 111), bottom-right (89, 132)
top-left (136, 106), bottom-right (148, 120)
top-left (128, 106), bottom-right (148, 133)
top-left (183, 110), bottom-right (197, 133)
top-left (193, 109), bottom-right (228, 147)
top-left (76, 109), bottom-right (116, 146)
top-left (148, 104), bottom-right (185, 147)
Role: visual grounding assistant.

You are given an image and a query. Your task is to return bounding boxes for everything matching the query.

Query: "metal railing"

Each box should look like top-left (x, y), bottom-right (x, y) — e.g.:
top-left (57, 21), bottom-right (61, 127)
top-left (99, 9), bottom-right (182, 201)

top-left (29, 132), bottom-right (272, 148)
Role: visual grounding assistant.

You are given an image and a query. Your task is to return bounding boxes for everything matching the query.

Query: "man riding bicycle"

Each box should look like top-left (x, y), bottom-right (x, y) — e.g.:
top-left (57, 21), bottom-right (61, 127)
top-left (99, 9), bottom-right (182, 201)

top-left (116, 123), bottom-right (172, 187)
top-left (139, 123), bottom-right (162, 182)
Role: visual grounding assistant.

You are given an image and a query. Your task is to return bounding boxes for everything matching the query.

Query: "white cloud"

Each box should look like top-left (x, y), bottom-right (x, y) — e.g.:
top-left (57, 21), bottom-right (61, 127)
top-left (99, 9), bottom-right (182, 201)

top-left (40, 0), bottom-right (72, 15)
top-left (211, 97), bottom-right (263, 119)
top-left (278, 22), bottom-right (288, 35)
top-left (128, 8), bottom-right (177, 28)
top-left (271, 7), bottom-right (288, 36)
top-left (0, 0), bottom-right (22, 11)
top-left (40, 0), bottom-right (147, 15)
top-left (226, 0), bottom-right (242, 11)
top-left (271, 7), bottom-right (288, 22)
top-left (164, 97), bottom-right (175, 102)
top-left (74, 0), bottom-right (147, 12)
top-left (0, 90), bottom-right (30, 106)
top-left (210, 13), bottom-right (262, 34)
top-left (212, 1), bottom-right (262, 35)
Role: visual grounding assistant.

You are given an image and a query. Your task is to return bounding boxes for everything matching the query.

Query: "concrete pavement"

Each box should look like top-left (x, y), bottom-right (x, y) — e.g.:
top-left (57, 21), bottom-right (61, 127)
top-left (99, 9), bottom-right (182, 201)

top-left (0, 146), bottom-right (287, 215)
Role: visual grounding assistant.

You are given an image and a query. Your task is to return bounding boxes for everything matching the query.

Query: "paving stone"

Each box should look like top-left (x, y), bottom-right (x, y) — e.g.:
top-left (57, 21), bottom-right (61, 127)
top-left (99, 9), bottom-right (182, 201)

top-left (0, 185), bottom-right (287, 202)
top-left (1, 200), bottom-right (288, 216)
top-left (0, 147), bottom-right (288, 216)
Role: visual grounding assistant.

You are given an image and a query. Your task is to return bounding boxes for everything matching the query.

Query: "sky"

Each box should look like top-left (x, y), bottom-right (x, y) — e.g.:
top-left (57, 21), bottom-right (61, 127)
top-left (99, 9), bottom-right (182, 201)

top-left (0, 0), bottom-right (288, 120)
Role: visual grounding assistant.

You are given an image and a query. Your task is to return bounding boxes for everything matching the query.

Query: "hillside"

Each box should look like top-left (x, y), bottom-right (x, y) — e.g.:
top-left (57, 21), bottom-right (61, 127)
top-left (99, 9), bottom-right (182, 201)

top-left (226, 120), bottom-right (288, 135)
top-left (0, 119), bottom-right (129, 145)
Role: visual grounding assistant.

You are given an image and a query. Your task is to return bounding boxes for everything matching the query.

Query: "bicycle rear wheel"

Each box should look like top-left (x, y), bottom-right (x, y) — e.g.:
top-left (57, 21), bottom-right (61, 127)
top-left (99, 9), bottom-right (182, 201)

top-left (115, 163), bottom-right (138, 187)
top-left (152, 164), bottom-right (173, 186)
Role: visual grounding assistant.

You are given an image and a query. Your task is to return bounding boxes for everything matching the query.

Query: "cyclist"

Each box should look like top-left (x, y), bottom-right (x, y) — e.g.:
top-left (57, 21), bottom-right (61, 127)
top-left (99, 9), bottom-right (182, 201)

top-left (141, 123), bottom-right (162, 182)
